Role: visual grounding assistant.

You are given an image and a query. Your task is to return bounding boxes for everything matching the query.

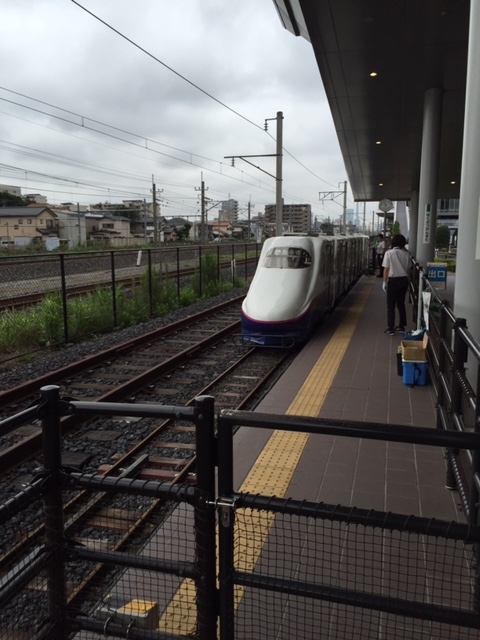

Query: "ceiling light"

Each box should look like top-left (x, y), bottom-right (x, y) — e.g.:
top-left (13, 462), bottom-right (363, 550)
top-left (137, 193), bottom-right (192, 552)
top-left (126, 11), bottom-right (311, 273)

top-left (369, 72), bottom-right (378, 77)
top-left (450, 180), bottom-right (456, 185)
top-left (375, 140), bottom-right (381, 145)
top-left (378, 183), bottom-right (384, 186)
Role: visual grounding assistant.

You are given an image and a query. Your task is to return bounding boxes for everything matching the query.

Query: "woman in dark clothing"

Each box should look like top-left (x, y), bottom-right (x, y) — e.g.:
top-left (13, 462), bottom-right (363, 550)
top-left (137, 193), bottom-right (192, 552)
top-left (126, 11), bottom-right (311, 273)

top-left (382, 234), bottom-right (411, 335)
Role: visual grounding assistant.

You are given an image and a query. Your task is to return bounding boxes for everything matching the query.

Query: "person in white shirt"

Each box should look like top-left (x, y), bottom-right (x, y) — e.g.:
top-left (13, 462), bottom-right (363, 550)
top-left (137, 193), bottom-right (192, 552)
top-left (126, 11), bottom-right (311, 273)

top-left (376, 233), bottom-right (386, 277)
top-left (381, 234), bottom-right (411, 335)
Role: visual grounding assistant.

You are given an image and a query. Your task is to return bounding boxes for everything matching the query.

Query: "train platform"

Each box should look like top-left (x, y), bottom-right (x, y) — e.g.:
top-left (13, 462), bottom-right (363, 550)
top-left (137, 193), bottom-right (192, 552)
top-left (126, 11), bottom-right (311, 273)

top-left (233, 271), bottom-right (461, 522)
top-left (75, 270), bottom-right (472, 640)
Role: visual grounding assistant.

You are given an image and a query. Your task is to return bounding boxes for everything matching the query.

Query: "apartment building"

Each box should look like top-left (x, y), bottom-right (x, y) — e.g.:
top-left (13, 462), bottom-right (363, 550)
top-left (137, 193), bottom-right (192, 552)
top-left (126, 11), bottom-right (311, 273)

top-left (264, 203), bottom-right (311, 234)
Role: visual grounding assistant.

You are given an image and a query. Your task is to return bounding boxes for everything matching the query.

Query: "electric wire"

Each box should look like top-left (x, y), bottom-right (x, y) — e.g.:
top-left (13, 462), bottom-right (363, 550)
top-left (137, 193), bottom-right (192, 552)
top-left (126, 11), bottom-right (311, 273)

top-left (69, 2), bottom-right (338, 190)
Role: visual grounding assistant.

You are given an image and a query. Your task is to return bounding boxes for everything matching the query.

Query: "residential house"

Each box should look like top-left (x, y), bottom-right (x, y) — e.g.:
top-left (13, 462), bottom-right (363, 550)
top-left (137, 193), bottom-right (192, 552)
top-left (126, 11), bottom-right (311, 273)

top-left (0, 206), bottom-right (59, 247)
top-left (211, 220), bottom-right (232, 239)
top-left (53, 209), bottom-right (87, 248)
top-left (85, 213), bottom-right (137, 247)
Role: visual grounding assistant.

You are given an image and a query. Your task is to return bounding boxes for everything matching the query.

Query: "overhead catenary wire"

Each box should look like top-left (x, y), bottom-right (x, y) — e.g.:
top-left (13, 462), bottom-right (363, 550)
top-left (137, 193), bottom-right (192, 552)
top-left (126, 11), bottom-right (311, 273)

top-left (70, 1), bottom-right (338, 191)
top-left (0, 2), bottom-right (346, 213)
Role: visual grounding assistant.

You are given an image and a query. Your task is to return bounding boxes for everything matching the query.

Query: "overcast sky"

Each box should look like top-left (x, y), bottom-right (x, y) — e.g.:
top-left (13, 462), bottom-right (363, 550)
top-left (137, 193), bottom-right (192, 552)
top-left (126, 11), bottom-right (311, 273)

top-left (0, 0), bottom-right (355, 224)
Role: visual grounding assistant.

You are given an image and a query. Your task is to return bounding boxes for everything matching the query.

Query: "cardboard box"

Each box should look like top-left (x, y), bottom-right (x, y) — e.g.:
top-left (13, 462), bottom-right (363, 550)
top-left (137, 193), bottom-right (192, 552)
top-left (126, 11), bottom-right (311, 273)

top-left (402, 361), bottom-right (427, 386)
top-left (400, 333), bottom-right (428, 362)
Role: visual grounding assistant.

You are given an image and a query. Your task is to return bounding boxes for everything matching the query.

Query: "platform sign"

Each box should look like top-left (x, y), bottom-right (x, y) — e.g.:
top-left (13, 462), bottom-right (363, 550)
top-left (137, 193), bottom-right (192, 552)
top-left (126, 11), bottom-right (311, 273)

top-left (426, 262), bottom-right (447, 289)
top-left (423, 204), bottom-right (432, 243)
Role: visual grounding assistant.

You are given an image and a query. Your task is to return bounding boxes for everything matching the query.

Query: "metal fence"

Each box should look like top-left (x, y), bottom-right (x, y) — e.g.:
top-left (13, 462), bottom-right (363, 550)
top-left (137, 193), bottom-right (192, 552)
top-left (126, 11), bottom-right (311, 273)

top-left (0, 243), bottom-right (260, 363)
top-left (1, 383), bottom-right (480, 638)
top-left (410, 261), bottom-right (480, 524)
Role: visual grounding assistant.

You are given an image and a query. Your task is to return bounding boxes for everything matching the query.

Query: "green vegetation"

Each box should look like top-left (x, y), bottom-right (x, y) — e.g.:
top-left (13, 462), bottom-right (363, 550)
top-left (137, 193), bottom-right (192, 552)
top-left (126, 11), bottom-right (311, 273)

top-left (391, 221), bottom-right (400, 236)
top-left (434, 257), bottom-right (456, 272)
top-left (435, 224), bottom-right (451, 249)
top-left (0, 257), bottom-right (245, 358)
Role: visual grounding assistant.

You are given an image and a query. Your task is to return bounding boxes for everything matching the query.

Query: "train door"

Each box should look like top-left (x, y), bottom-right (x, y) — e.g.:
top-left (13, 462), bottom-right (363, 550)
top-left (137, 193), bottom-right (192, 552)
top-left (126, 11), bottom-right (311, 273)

top-left (337, 239), bottom-right (347, 296)
top-left (323, 240), bottom-right (335, 308)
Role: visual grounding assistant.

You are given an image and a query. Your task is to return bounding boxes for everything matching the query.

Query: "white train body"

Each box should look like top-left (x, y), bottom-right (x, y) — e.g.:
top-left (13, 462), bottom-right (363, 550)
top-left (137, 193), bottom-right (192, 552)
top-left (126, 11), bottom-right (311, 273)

top-left (241, 234), bottom-right (368, 346)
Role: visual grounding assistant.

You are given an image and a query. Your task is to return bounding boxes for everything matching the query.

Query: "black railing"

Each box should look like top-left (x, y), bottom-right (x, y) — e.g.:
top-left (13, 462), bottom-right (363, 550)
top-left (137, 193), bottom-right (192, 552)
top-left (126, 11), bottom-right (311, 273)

top-left (410, 260), bottom-right (480, 525)
top-left (1, 387), bottom-right (480, 638)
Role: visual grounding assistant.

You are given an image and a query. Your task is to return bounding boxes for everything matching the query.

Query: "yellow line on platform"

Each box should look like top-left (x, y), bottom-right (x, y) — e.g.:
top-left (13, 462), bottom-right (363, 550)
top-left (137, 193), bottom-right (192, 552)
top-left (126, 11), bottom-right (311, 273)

top-left (158, 277), bottom-right (373, 635)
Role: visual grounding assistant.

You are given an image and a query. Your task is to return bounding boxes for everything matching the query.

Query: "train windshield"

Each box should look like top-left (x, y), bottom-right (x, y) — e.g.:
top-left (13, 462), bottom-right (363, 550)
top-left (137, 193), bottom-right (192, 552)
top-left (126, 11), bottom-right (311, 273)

top-left (263, 246), bottom-right (312, 269)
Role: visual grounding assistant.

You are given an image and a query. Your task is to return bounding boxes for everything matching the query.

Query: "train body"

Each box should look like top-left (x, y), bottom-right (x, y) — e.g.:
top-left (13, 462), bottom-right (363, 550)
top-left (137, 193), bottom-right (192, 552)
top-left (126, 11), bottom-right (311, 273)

top-left (241, 234), bottom-right (369, 346)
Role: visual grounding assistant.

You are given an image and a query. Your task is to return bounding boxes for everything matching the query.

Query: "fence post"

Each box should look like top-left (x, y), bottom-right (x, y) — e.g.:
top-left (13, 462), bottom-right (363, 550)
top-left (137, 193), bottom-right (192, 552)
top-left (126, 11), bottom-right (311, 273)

top-left (416, 267), bottom-right (424, 330)
top-left (473, 365), bottom-right (480, 612)
top-left (176, 247), bottom-right (181, 299)
top-left (217, 412), bottom-right (235, 640)
top-left (59, 254), bottom-right (69, 344)
top-left (194, 395), bottom-right (218, 640)
top-left (147, 248), bottom-right (153, 316)
top-left (110, 250), bottom-right (117, 326)
top-left (40, 385), bottom-right (67, 639)
top-left (198, 246), bottom-right (203, 297)
top-left (437, 302), bottom-right (457, 491)
top-left (446, 319), bottom-right (469, 497)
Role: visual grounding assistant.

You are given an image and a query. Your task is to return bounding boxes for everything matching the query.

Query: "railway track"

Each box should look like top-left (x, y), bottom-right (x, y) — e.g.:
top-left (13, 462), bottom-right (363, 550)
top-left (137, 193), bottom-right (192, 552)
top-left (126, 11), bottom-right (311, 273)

top-left (0, 292), bottom-right (297, 631)
top-left (0, 296), bottom-right (245, 463)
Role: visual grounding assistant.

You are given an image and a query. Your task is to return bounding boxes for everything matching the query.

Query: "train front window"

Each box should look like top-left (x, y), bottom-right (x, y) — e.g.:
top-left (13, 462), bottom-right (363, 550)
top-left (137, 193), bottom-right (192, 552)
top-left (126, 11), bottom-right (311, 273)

top-left (264, 247), bottom-right (312, 269)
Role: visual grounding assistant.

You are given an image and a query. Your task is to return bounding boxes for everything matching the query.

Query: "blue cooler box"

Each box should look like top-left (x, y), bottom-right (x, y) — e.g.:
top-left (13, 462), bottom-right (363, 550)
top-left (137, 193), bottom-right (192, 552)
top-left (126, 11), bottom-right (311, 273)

top-left (402, 360), bottom-right (427, 386)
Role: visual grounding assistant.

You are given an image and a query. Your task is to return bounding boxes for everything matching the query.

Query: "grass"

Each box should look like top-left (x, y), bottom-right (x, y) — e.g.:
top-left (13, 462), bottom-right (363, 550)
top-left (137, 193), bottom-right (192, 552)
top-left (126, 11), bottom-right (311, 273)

top-left (0, 257), bottom-right (245, 360)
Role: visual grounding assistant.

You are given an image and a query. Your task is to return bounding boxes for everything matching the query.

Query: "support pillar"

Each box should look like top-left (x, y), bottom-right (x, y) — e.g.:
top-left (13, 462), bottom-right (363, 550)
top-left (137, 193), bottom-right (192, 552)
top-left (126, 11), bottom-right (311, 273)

top-left (416, 88), bottom-right (443, 266)
top-left (454, 0), bottom-right (480, 347)
top-left (408, 191), bottom-right (419, 257)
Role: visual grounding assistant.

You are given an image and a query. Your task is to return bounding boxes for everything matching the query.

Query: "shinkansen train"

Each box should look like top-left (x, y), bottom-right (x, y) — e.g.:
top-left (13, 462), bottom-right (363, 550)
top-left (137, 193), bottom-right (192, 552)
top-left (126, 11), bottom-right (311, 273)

top-left (241, 233), bottom-right (369, 346)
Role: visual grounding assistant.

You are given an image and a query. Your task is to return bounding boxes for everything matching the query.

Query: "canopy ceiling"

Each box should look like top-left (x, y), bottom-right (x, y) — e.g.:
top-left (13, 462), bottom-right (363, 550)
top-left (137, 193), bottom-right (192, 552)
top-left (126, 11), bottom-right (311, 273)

top-left (273, 0), bottom-right (470, 203)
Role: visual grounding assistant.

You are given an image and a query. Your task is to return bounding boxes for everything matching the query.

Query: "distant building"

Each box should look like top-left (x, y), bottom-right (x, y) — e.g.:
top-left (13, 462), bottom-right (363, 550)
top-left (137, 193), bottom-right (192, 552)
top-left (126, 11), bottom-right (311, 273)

top-left (54, 209), bottom-right (87, 247)
top-left (218, 199), bottom-right (238, 223)
top-left (59, 202), bottom-right (89, 212)
top-left (25, 193), bottom-right (48, 204)
top-left (0, 184), bottom-right (22, 198)
top-left (0, 206), bottom-right (59, 247)
top-left (211, 220), bottom-right (232, 239)
top-left (264, 203), bottom-right (311, 234)
top-left (85, 213), bottom-right (135, 246)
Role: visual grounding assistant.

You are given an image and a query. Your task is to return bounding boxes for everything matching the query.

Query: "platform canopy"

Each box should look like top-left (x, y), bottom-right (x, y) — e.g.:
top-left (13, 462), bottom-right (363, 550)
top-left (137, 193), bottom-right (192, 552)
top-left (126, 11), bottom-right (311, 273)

top-left (273, 0), bottom-right (470, 203)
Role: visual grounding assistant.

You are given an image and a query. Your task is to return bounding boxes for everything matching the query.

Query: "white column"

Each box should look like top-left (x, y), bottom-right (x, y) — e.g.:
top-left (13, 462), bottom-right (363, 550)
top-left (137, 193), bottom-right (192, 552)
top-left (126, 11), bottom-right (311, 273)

top-left (408, 191), bottom-right (419, 257)
top-left (416, 88), bottom-right (443, 266)
top-left (454, 0), bottom-right (480, 344)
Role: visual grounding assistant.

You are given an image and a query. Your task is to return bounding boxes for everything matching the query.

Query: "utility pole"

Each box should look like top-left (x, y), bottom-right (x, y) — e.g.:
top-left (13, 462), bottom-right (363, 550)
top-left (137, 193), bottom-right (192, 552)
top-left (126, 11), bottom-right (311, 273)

top-left (151, 178), bottom-right (164, 244)
top-left (76, 202), bottom-right (81, 247)
top-left (152, 177), bottom-right (158, 244)
top-left (224, 110), bottom-right (283, 237)
top-left (195, 173), bottom-right (208, 243)
top-left (275, 111), bottom-right (283, 237)
top-left (319, 181), bottom-right (348, 234)
top-left (143, 199), bottom-right (147, 243)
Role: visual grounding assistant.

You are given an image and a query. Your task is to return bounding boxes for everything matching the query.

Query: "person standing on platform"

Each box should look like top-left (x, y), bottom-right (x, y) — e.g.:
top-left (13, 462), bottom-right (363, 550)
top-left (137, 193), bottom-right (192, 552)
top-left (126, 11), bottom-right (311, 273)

top-left (376, 233), bottom-right (385, 277)
top-left (382, 234), bottom-right (411, 336)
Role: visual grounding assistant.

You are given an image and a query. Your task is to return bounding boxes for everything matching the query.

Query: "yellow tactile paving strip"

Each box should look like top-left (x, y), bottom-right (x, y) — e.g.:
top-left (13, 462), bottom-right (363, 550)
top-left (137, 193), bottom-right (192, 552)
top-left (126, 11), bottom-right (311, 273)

top-left (158, 278), bottom-right (374, 635)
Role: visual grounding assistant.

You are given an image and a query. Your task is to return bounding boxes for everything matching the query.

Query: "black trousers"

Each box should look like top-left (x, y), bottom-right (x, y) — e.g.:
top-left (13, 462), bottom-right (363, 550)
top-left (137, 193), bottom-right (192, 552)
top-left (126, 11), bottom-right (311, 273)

top-left (377, 254), bottom-right (384, 275)
top-left (386, 277), bottom-right (409, 329)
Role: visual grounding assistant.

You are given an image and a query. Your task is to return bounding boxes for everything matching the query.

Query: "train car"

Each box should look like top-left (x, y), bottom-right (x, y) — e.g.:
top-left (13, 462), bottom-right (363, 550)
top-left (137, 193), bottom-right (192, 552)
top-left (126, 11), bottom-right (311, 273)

top-left (241, 233), bottom-right (368, 346)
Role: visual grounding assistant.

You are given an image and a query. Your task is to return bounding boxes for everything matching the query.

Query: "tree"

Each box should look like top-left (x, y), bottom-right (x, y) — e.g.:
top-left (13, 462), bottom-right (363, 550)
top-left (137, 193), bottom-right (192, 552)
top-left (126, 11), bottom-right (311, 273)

top-left (436, 224), bottom-right (450, 248)
top-left (391, 221), bottom-right (400, 236)
top-left (0, 191), bottom-right (29, 206)
top-left (176, 224), bottom-right (191, 242)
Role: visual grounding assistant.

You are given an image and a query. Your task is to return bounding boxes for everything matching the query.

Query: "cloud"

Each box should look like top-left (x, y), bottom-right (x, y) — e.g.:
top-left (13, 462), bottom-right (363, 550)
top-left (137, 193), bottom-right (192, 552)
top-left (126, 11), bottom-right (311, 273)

top-left (0, 0), bottom-right (350, 219)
